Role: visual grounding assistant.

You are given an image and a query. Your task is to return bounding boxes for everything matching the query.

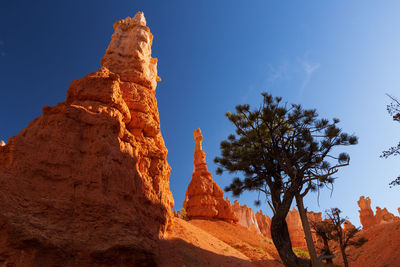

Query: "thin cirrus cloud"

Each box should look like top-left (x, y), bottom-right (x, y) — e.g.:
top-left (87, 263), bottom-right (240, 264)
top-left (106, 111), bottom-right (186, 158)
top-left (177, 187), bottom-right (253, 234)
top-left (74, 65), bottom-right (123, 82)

top-left (299, 59), bottom-right (320, 94)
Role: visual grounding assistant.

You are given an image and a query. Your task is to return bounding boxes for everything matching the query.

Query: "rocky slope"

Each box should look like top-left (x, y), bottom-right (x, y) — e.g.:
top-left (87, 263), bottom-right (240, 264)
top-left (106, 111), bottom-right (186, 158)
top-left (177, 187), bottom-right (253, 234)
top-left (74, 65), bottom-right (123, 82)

top-left (0, 12), bottom-right (173, 266)
top-left (345, 220), bottom-right (400, 267)
top-left (183, 128), bottom-right (238, 222)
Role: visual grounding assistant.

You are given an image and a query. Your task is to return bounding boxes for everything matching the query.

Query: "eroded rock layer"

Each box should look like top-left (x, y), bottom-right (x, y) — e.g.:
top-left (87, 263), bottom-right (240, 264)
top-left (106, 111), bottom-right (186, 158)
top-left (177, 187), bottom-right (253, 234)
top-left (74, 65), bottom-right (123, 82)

top-left (0, 12), bottom-right (173, 266)
top-left (184, 128), bottom-right (238, 223)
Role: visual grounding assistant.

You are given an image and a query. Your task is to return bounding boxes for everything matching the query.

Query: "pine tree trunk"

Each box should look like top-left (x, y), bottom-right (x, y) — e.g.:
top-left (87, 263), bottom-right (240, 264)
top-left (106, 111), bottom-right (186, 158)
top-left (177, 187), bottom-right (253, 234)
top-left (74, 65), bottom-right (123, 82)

top-left (322, 238), bottom-right (333, 264)
top-left (271, 211), bottom-right (310, 267)
top-left (295, 193), bottom-right (321, 267)
top-left (340, 245), bottom-right (349, 267)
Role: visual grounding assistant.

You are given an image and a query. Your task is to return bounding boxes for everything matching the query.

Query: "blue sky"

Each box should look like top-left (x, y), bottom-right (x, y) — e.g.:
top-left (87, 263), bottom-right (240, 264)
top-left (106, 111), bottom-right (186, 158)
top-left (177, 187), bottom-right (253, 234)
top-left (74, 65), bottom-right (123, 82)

top-left (1, 1), bottom-right (399, 226)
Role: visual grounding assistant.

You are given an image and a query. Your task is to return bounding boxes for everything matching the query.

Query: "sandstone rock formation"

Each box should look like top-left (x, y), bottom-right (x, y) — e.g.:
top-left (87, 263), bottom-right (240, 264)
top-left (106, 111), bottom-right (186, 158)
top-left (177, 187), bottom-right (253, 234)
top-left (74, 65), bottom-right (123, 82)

top-left (0, 140), bottom-right (5, 146)
top-left (256, 210), bottom-right (272, 238)
top-left (357, 196), bottom-right (399, 229)
top-left (232, 201), bottom-right (262, 235)
top-left (0, 12), bottom-right (174, 266)
top-left (286, 207), bottom-right (307, 248)
top-left (183, 128), bottom-right (238, 223)
top-left (285, 207), bottom-right (322, 249)
top-left (357, 196), bottom-right (377, 229)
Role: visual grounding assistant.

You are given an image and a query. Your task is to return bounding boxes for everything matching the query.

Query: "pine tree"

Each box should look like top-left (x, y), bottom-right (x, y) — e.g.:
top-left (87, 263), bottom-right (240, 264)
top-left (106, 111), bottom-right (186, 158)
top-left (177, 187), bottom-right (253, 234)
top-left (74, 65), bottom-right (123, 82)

top-left (381, 94), bottom-right (400, 187)
top-left (214, 93), bottom-right (358, 267)
top-left (309, 220), bottom-right (335, 265)
top-left (325, 208), bottom-right (367, 267)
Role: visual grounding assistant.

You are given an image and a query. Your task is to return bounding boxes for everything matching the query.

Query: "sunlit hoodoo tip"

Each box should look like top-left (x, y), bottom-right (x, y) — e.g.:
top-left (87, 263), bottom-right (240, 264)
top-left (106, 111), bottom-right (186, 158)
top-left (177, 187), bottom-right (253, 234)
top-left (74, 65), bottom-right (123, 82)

top-left (193, 128), bottom-right (203, 149)
top-left (0, 140), bottom-right (5, 146)
top-left (102, 10), bottom-right (159, 89)
top-left (113, 11), bottom-right (147, 29)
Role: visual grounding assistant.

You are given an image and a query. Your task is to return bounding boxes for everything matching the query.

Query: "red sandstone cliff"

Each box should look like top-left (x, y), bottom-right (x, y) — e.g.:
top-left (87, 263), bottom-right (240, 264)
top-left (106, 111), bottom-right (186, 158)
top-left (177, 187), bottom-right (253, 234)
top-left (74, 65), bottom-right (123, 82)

top-left (183, 128), bottom-right (238, 223)
top-left (0, 12), bottom-right (173, 266)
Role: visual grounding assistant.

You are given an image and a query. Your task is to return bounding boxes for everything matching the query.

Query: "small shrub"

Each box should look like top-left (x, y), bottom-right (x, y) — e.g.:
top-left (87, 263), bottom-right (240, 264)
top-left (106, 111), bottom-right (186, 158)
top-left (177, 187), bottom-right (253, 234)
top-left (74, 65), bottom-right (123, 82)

top-left (254, 247), bottom-right (265, 254)
top-left (293, 248), bottom-right (310, 259)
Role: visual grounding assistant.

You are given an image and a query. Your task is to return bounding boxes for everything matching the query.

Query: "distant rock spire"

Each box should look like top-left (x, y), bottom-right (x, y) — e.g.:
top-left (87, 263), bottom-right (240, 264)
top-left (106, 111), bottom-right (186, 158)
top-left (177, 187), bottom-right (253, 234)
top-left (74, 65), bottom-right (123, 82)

top-left (193, 128), bottom-right (208, 173)
top-left (183, 128), bottom-right (238, 223)
top-left (358, 196), bottom-right (377, 229)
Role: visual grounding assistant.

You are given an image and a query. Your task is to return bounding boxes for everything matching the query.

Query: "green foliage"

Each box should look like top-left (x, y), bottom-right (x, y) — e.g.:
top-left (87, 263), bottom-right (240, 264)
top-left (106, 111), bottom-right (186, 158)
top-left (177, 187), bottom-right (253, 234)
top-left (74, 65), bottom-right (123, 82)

top-left (255, 247), bottom-right (265, 254)
top-left (293, 248), bottom-right (310, 259)
top-left (215, 92), bottom-right (357, 265)
top-left (381, 94), bottom-right (400, 187)
top-left (177, 207), bottom-right (188, 220)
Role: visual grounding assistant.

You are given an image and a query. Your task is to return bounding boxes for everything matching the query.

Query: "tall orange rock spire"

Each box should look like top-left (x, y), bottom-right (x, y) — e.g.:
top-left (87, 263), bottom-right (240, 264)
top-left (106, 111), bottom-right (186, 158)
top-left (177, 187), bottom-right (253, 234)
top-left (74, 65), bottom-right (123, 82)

top-left (184, 128), bottom-right (238, 223)
top-left (0, 12), bottom-right (173, 266)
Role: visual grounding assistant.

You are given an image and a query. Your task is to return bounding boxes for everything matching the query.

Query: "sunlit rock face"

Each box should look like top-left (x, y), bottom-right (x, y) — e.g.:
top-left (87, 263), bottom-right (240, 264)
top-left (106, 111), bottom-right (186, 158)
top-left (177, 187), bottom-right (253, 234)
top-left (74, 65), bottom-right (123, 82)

top-left (232, 201), bottom-right (262, 235)
top-left (256, 210), bottom-right (272, 238)
top-left (285, 208), bottom-right (322, 249)
top-left (101, 12), bottom-right (161, 90)
top-left (358, 196), bottom-right (399, 230)
top-left (358, 196), bottom-right (377, 229)
top-left (183, 128), bottom-right (238, 223)
top-left (0, 12), bottom-right (174, 266)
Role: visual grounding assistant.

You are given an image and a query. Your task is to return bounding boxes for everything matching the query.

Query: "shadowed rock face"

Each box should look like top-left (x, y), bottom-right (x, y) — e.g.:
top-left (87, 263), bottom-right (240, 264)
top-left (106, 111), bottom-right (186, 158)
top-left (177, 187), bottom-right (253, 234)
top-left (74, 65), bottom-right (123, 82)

top-left (0, 12), bottom-right (173, 266)
top-left (184, 128), bottom-right (238, 223)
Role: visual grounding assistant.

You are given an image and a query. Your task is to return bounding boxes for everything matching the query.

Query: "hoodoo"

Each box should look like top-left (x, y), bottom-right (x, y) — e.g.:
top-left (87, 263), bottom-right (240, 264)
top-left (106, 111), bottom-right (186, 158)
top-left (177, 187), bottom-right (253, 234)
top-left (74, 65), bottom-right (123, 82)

top-left (0, 12), bottom-right (173, 266)
top-left (358, 196), bottom-right (377, 229)
top-left (183, 128), bottom-right (238, 223)
top-left (357, 196), bottom-right (399, 230)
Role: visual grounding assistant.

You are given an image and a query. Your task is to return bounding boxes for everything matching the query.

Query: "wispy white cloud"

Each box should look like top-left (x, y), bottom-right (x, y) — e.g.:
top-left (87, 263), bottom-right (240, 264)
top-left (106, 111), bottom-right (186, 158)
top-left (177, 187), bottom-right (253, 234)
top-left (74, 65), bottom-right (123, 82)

top-left (299, 59), bottom-right (320, 93)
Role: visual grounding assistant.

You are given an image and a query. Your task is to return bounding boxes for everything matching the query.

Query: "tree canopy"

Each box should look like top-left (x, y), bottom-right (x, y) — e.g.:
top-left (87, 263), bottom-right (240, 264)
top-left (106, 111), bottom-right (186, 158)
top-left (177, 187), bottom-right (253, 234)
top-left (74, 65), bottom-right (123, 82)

top-left (215, 93), bottom-right (358, 267)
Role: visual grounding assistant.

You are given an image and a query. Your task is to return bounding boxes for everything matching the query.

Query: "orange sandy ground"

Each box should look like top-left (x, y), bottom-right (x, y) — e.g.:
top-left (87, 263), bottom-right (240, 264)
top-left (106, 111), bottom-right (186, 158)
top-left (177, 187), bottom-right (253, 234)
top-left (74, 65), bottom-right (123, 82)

top-left (157, 218), bottom-right (283, 266)
top-left (158, 219), bottom-right (400, 266)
